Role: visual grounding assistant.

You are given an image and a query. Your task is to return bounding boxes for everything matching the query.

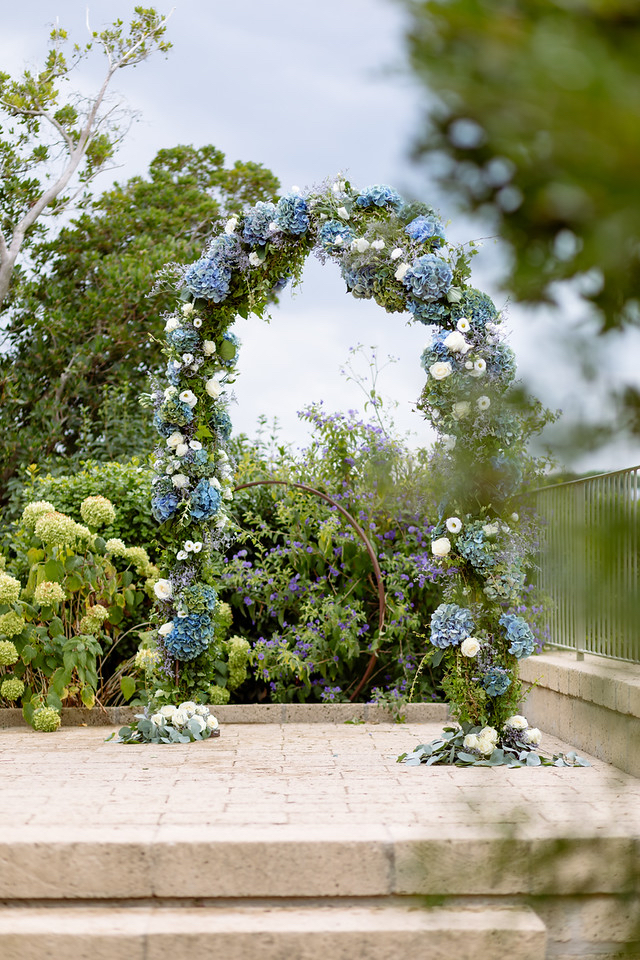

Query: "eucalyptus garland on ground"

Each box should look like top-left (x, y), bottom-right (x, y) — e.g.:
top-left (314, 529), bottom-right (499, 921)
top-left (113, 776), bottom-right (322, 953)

top-left (148, 175), bottom-right (554, 762)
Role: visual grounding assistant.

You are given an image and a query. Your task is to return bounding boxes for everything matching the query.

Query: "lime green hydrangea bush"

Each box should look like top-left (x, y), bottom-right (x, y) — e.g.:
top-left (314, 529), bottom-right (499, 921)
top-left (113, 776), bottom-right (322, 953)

top-left (0, 498), bottom-right (159, 730)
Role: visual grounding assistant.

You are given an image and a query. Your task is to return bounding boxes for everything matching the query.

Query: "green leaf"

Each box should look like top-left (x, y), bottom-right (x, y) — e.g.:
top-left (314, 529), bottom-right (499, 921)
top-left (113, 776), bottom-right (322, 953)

top-left (21, 644), bottom-right (37, 663)
top-left (219, 339), bottom-right (237, 361)
top-left (44, 559), bottom-right (65, 582)
top-left (120, 675), bottom-right (136, 701)
top-left (456, 751), bottom-right (478, 763)
top-left (108, 605), bottom-right (123, 625)
top-left (526, 752), bottom-right (542, 766)
top-left (49, 617), bottom-right (65, 638)
top-left (66, 573), bottom-right (83, 592)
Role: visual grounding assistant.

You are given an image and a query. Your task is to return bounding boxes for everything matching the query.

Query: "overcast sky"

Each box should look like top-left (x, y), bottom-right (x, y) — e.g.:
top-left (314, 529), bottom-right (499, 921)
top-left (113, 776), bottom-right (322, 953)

top-left (3, 0), bottom-right (639, 472)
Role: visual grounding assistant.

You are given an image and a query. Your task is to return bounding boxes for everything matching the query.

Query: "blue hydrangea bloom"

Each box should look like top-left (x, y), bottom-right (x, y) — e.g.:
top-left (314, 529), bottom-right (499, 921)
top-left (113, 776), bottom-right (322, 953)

top-left (355, 184), bottom-right (403, 210)
top-left (319, 219), bottom-right (354, 252)
top-left (211, 407), bottom-right (232, 442)
top-left (482, 667), bottom-right (512, 697)
top-left (165, 361), bottom-right (181, 387)
top-left (163, 613), bottom-right (215, 661)
top-left (157, 398), bottom-right (194, 429)
top-left (405, 215), bottom-right (445, 245)
top-left (430, 603), bottom-right (475, 649)
top-left (208, 233), bottom-right (242, 266)
top-left (184, 257), bottom-right (231, 302)
top-left (341, 263), bottom-right (377, 300)
top-left (463, 288), bottom-right (499, 328)
top-left (151, 491), bottom-right (180, 523)
top-left (184, 582), bottom-right (218, 615)
top-left (486, 343), bottom-right (517, 384)
top-left (190, 479), bottom-right (223, 521)
top-left (407, 286), bottom-right (498, 328)
top-left (457, 525), bottom-right (498, 574)
top-left (190, 448), bottom-right (209, 467)
top-left (500, 614), bottom-right (536, 659)
top-left (275, 194), bottom-right (310, 234)
top-left (167, 327), bottom-right (201, 352)
top-left (403, 254), bottom-right (453, 302)
top-left (243, 201), bottom-right (277, 246)
top-left (154, 412), bottom-right (180, 438)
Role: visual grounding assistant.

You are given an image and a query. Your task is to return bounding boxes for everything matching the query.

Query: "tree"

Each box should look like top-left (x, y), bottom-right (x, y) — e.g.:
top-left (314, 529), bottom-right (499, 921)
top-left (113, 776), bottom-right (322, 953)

top-left (0, 145), bottom-right (280, 497)
top-left (400, 0), bottom-right (640, 332)
top-left (0, 6), bottom-right (172, 307)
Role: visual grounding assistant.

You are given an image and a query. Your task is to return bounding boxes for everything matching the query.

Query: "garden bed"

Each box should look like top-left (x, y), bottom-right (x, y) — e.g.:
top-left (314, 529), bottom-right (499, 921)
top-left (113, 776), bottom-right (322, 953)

top-left (0, 701), bottom-right (449, 728)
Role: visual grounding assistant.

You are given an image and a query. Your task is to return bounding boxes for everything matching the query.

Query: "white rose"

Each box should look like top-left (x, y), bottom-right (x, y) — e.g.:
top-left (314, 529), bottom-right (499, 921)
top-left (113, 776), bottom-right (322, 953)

top-left (443, 331), bottom-right (470, 354)
top-left (178, 701), bottom-right (197, 716)
top-left (189, 715), bottom-right (207, 733)
top-left (195, 704), bottom-right (209, 717)
top-left (164, 386), bottom-right (177, 399)
top-left (480, 726), bottom-right (499, 743)
top-left (473, 358), bottom-right (487, 376)
top-left (394, 262), bottom-right (410, 280)
top-left (354, 238), bottom-right (370, 253)
top-left (463, 733), bottom-right (480, 751)
top-left (477, 395), bottom-right (491, 411)
top-left (182, 353), bottom-right (194, 365)
top-left (166, 432), bottom-right (184, 449)
top-left (456, 317), bottom-right (471, 332)
top-left (337, 206), bottom-right (349, 219)
top-left (175, 443), bottom-right (189, 458)
top-left (225, 217), bottom-right (238, 234)
top-left (482, 522), bottom-right (500, 537)
top-left (192, 542), bottom-right (203, 553)
top-left (390, 248), bottom-right (404, 260)
top-left (189, 440), bottom-right (202, 450)
top-left (184, 540), bottom-right (195, 552)
top-left (248, 252), bottom-right (262, 267)
top-left (452, 401), bottom-right (471, 419)
top-left (203, 340), bottom-right (216, 356)
top-left (524, 727), bottom-right (542, 746)
top-left (165, 317), bottom-right (180, 332)
top-left (442, 435), bottom-right (457, 452)
top-left (172, 710), bottom-right (188, 728)
top-left (159, 704), bottom-right (176, 718)
top-left (154, 580), bottom-right (173, 601)
top-left (476, 735), bottom-right (496, 757)
top-left (176, 550), bottom-right (188, 560)
top-left (431, 537), bottom-right (451, 558)
top-left (205, 378), bottom-right (222, 399)
top-left (445, 516), bottom-right (462, 534)
top-left (179, 390), bottom-right (198, 408)
top-left (371, 238), bottom-right (385, 250)
top-left (172, 474), bottom-right (189, 489)
top-left (460, 637), bottom-right (480, 657)
top-left (505, 715), bottom-right (528, 730)
top-left (206, 714), bottom-right (219, 731)
top-left (429, 361), bottom-right (453, 381)
top-left (150, 713), bottom-right (164, 725)
top-left (158, 621), bottom-right (174, 636)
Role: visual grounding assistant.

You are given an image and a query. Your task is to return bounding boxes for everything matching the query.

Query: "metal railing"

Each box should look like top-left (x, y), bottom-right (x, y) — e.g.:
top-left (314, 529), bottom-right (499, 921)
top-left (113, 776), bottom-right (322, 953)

top-left (534, 464), bottom-right (640, 663)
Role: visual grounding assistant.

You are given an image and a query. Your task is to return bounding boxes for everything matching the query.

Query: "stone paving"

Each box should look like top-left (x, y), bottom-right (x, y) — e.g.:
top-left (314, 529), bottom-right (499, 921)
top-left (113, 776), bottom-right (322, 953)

top-left (1, 720), bottom-right (638, 835)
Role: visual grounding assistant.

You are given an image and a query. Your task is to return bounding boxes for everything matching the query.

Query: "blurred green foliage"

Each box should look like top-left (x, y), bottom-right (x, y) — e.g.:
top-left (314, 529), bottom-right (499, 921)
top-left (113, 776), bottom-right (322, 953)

top-left (401, 0), bottom-right (640, 331)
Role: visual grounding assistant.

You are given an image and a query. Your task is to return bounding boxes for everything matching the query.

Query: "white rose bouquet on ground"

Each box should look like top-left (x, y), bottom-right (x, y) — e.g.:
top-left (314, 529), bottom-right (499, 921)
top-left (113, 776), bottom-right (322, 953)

top-left (108, 701), bottom-right (220, 744)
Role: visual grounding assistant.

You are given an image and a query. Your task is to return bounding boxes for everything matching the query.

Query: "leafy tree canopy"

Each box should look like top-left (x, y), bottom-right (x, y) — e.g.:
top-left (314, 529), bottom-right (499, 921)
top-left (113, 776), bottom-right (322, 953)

top-left (0, 145), bottom-right (280, 499)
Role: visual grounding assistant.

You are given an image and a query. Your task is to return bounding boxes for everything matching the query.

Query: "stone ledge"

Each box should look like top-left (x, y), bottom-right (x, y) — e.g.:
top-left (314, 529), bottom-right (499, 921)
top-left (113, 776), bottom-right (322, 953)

top-left (0, 701), bottom-right (449, 728)
top-left (519, 651), bottom-right (640, 777)
top-left (519, 651), bottom-right (640, 718)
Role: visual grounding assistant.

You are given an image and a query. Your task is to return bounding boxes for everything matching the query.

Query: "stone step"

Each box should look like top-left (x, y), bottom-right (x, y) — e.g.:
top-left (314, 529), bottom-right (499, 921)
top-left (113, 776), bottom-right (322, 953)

top-left (0, 826), bottom-right (634, 901)
top-left (0, 901), bottom-right (547, 960)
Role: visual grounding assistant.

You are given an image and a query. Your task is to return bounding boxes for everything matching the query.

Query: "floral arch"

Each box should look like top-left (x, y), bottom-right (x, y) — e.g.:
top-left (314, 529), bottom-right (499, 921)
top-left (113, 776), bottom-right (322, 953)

top-left (148, 177), bottom-right (553, 761)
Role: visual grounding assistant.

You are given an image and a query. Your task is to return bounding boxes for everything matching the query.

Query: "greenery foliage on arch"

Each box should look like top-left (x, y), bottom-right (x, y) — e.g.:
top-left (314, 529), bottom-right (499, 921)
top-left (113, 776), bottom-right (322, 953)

top-left (149, 176), bottom-right (552, 749)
